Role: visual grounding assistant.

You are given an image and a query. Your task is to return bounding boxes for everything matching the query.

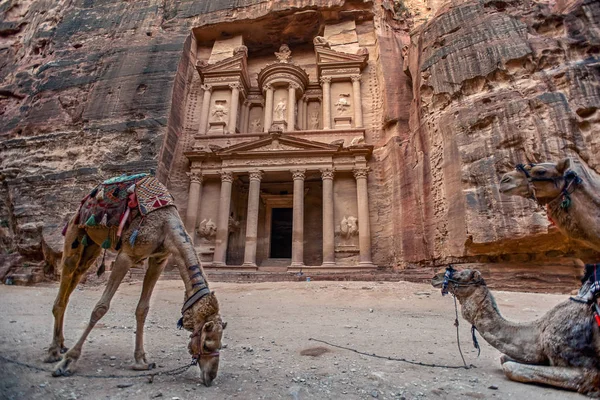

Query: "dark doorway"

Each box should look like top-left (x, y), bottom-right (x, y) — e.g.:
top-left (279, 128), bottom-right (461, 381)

top-left (270, 208), bottom-right (293, 258)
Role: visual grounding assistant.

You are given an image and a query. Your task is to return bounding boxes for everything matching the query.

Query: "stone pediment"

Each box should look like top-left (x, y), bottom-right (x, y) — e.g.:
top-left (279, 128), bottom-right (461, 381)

top-left (315, 46), bottom-right (368, 71)
top-left (217, 133), bottom-right (341, 156)
top-left (200, 54), bottom-right (244, 74)
top-left (197, 50), bottom-right (250, 89)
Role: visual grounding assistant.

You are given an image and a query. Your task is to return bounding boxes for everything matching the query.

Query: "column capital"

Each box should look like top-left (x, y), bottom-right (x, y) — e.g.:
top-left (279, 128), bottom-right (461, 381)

top-left (220, 171), bottom-right (234, 183)
top-left (320, 76), bottom-right (332, 85)
top-left (350, 75), bottom-right (362, 82)
top-left (263, 83), bottom-right (273, 92)
top-left (243, 100), bottom-right (251, 107)
top-left (290, 169), bottom-right (306, 180)
top-left (289, 82), bottom-right (300, 90)
top-left (320, 168), bottom-right (335, 180)
top-left (229, 82), bottom-right (242, 90)
top-left (248, 170), bottom-right (263, 182)
top-left (201, 83), bottom-right (213, 92)
top-left (187, 171), bottom-right (203, 184)
top-left (353, 167), bottom-right (370, 180)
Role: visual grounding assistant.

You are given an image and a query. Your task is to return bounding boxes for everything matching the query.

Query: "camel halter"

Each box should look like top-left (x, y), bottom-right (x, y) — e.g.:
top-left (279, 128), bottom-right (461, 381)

top-left (514, 163), bottom-right (582, 209)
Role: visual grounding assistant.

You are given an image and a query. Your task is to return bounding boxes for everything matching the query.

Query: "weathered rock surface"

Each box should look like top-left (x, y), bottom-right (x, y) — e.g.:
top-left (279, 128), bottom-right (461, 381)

top-left (1, 0), bottom-right (599, 290)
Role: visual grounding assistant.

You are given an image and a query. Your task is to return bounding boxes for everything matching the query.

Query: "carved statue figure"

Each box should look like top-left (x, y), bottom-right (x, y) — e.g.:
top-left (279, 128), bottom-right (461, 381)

top-left (228, 215), bottom-right (241, 232)
top-left (309, 111), bottom-right (320, 130)
top-left (274, 99), bottom-right (287, 121)
top-left (275, 44), bottom-right (292, 63)
top-left (211, 100), bottom-right (228, 122)
top-left (432, 266), bottom-right (600, 396)
top-left (339, 216), bottom-right (359, 239)
top-left (45, 175), bottom-right (226, 387)
top-left (499, 157), bottom-right (600, 252)
top-left (196, 218), bottom-right (217, 239)
top-left (313, 36), bottom-right (330, 48)
top-left (250, 118), bottom-right (262, 133)
top-left (334, 93), bottom-right (351, 115)
top-left (350, 136), bottom-right (365, 146)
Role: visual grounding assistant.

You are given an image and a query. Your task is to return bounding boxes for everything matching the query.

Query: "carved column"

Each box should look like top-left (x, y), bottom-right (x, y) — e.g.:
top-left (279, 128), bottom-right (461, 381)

top-left (291, 169), bottom-right (306, 267)
top-left (287, 83), bottom-right (297, 131)
top-left (241, 100), bottom-right (250, 133)
top-left (297, 97), bottom-right (304, 130)
top-left (353, 168), bottom-right (373, 265)
top-left (263, 84), bottom-right (274, 132)
top-left (302, 98), bottom-right (308, 130)
top-left (351, 75), bottom-right (363, 128)
top-left (321, 168), bottom-right (335, 266)
top-left (185, 171), bottom-right (203, 239)
top-left (198, 84), bottom-right (213, 134)
top-left (243, 170), bottom-right (263, 267)
top-left (228, 83), bottom-right (241, 133)
top-left (213, 171), bottom-right (234, 266)
top-left (320, 77), bottom-right (332, 130)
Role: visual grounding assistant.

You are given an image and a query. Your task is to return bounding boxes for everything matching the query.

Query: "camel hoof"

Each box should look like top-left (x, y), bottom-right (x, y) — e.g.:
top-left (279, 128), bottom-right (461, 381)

top-left (44, 348), bottom-right (63, 363)
top-left (131, 362), bottom-right (156, 371)
top-left (500, 355), bottom-right (513, 365)
top-left (60, 347), bottom-right (68, 354)
top-left (52, 358), bottom-right (75, 377)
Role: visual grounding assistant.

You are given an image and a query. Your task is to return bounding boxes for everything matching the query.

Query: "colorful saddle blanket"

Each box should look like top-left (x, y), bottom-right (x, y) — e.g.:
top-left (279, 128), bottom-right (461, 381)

top-left (76, 174), bottom-right (175, 230)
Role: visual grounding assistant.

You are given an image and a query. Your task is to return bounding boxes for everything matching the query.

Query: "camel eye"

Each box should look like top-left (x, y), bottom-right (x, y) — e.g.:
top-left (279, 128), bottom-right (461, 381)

top-left (535, 170), bottom-right (546, 176)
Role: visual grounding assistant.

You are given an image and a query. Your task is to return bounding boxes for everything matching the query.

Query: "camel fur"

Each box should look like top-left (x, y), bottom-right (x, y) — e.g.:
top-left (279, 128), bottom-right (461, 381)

top-left (499, 157), bottom-right (600, 252)
top-left (432, 267), bottom-right (600, 396)
top-left (45, 204), bottom-right (226, 386)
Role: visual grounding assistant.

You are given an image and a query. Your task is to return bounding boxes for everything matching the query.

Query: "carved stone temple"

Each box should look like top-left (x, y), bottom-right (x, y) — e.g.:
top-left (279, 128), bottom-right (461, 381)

top-left (173, 26), bottom-right (376, 271)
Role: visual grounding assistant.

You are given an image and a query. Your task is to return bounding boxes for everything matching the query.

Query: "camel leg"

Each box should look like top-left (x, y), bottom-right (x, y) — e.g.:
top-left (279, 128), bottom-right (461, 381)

top-left (502, 361), bottom-right (599, 394)
top-left (45, 241), bottom-right (100, 362)
top-left (131, 253), bottom-right (168, 371)
top-left (52, 251), bottom-right (133, 377)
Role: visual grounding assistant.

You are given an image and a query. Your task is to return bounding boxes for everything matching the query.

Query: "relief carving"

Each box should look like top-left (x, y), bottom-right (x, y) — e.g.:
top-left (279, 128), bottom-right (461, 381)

top-left (196, 218), bottom-right (217, 239)
top-left (350, 136), bottom-right (365, 145)
top-left (211, 100), bottom-right (228, 122)
top-left (339, 216), bottom-right (359, 239)
top-left (228, 215), bottom-right (241, 232)
top-left (313, 36), bottom-right (330, 48)
top-left (274, 98), bottom-right (287, 120)
top-left (334, 93), bottom-right (351, 115)
top-left (275, 44), bottom-right (292, 63)
top-left (309, 111), bottom-right (320, 130)
top-left (250, 118), bottom-right (262, 133)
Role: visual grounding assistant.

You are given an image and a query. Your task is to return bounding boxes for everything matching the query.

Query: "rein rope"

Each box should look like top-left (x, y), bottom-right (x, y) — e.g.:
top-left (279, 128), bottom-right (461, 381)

top-left (515, 163), bottom-right (582, 209)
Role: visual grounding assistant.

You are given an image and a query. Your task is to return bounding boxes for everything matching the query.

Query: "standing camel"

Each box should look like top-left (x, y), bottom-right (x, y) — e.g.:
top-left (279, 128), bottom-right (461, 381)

top-left (499, 157), bottom-right (600, 251)
top-left (44, 173), bottom-right (226, 386)
top-left (432, 266), bottom-right (600, 396)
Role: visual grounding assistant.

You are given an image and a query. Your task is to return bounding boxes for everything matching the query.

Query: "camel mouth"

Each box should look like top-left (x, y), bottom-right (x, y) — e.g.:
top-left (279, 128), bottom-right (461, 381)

top-left (431, 275), bottom-right (444, 288)
top-left (498, 178), bottom-right (516, 194)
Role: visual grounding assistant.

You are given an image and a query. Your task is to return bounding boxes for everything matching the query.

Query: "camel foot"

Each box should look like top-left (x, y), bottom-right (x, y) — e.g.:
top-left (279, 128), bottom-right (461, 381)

top-left (131, 362), bottom-right (156, 371)
top-left (44, 346), bottom-right (68, 363)
top-left (52, 356), bottom-right (77, 377)
top-left (500, 354), bottom-right (516, 365)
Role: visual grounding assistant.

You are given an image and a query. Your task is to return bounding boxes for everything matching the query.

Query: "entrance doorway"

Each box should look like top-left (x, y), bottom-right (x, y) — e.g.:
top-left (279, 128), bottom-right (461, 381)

top-left (270, 208), bottom-right (293, 258)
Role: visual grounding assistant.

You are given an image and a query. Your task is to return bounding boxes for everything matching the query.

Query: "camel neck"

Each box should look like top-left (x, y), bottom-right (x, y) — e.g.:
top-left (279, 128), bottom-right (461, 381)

top-left (459, 287), bottom-right (545, 364)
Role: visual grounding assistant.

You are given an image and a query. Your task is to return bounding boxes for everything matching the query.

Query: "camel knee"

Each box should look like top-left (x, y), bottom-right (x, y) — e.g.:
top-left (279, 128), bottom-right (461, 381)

top-left (90, 304), bottom-right (109, 324)
top-left (135, 304), bottom-right (149, 322)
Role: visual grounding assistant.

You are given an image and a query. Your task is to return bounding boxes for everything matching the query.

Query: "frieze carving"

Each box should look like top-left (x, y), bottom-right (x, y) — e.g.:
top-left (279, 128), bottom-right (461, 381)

top-left (275, 44), bottom-right (292, 63)
top-left (353, 167), bottom-right (369, 179)
top-left (248, 170), bottom-right (263, 181)
top-left (196, 218), bottom-right (217, 239)
top-left (211, 100), bottom-right (228, 122)
top-left (187, 171), bottom-right (203, 184)
top-left (248, 142), bottom-right (298, 152)
top-left (334, 94), bottom-right (351, 115)
top-left (320, 168), bottom-right (335, 180)
top-left (291, 169), bottom-right (306, 180)
top-left (220, 171), bottom-right (234, 182)
top-left (222, 157), bottom-right (329, 167)
top-left (339, 216), bottom-right (359, 239)
top-left (323, 68), bottom-right (361, 75)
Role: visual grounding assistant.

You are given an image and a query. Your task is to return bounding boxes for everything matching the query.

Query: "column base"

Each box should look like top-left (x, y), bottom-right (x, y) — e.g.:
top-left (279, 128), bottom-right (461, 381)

top-left (290, 262), bottom-right (305, 268)
top-left (321, 261), bottom-right (336, 267)
top-left (212, 262), bottom-right (227, 267)
top-left (242, 262), bottom-right (257, 268)
top-left (358, 261), bottom-right (377, 268)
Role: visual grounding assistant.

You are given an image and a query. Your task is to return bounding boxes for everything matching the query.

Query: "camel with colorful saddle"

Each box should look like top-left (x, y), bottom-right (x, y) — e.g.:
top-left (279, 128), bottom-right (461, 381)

top-left (45, 172), bottom-right (226, 386)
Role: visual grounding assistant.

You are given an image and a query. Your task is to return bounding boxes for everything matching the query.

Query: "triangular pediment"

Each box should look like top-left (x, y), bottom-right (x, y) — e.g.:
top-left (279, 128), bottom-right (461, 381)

top-left (315, 47), bottom-right (368, 68)
top-left (217, 133), bottom-right (341, 156)
top-left (200, 53), bottom-right (245, 74)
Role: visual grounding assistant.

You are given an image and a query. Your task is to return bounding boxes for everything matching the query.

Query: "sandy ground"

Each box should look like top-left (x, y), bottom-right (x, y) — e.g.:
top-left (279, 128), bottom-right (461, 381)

top-left (0, 279), bottom-right (588, 400)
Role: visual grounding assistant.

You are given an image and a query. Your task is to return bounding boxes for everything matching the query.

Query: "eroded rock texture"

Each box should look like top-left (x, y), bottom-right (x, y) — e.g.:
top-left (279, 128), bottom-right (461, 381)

top-left (393, 0), bottom-right (600, 278)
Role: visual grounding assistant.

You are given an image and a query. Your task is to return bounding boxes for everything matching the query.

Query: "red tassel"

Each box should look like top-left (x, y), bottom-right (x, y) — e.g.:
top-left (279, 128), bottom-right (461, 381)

top-left (595, 313), bottom-right (600, 327)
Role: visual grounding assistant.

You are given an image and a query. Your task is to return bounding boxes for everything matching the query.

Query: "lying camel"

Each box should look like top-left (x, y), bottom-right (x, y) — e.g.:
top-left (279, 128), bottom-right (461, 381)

top-left (499, 157), bottom-right (600, 252)
top-left (432, 266), bottom-right (600, 396)
top-left (44, 173), bottom-right (226, 386)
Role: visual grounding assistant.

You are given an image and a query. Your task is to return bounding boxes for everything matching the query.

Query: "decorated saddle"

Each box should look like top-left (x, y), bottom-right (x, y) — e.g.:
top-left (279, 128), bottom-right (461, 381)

top-left (69, 173), bottom-right (175, 250)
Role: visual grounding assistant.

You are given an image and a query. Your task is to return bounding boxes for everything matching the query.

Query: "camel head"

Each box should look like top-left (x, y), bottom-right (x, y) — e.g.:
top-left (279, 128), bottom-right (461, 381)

top-left (499, 158), bottom-right (573, 202)
top-left (431, 266), bottom-right (486, 299)
top-left (185, 292), bottom-right (227, 387)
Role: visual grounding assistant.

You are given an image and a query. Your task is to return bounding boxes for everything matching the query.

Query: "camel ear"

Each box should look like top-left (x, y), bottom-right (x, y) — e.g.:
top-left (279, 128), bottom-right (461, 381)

top-left (203, 321), bottom-right (215, 332)
top-left (222, 321), bottom-right (228, 330)
top-left (556, 158), bottom-right (571, 173)
top-left (471, 270), bottom-right (482, 281)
